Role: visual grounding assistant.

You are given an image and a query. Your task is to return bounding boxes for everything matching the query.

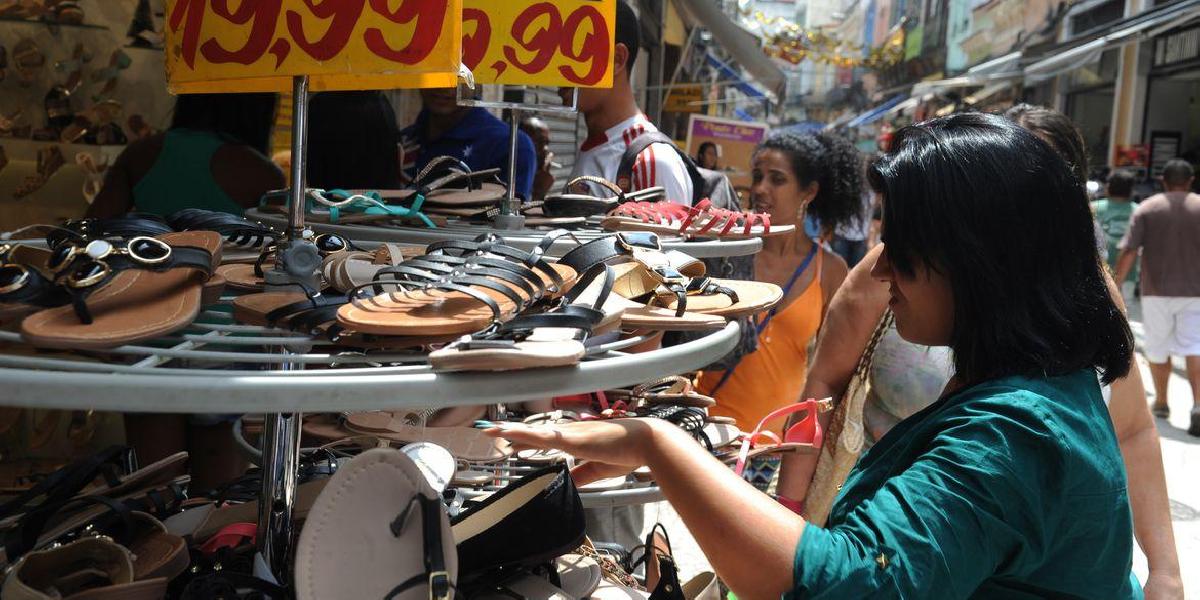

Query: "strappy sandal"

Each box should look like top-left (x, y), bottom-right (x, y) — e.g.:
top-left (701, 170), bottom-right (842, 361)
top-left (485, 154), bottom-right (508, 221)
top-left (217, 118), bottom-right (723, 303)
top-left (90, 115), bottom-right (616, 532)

top-left (20, 231), bottom-right (221, 349)
top-left (166, 208), bottom-right (278, 249)
top-left (310, 188), bottom-right (437, 228)
top-left (404, 156), bottom-right (507, 207)
top-left (603, 199), bottom-right (795, 239)
top-left (296, 449), bottom-right (458, 600)
top-left (543, 176), bottom-right (665, 217)
top-left (308, 413), bottom-right (513, 463)
top-left (321, 243), bottom-right (424, 293)
top-left (427, 263), bottom-right (623, 372)
top-left (614, 376), bottom-right (715, 408)
top-left (730, 398), bottom-right (833, 478)
top-left (556, 232), bottom-right (780, 322)
top-left (337, 232), bottom-right (577, 337)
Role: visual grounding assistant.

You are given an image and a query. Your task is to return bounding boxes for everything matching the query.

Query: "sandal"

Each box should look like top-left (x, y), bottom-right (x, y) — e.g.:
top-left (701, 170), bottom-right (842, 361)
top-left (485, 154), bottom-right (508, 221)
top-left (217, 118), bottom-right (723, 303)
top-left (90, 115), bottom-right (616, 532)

top-left (603, 199), bottom-right (794, 239)
top-left (543, 176), bottom-right (665, 217)
top-left (311, 188), bottom-right (437, 228)
top-left (90, 49), bottom-right (131, 98)
top-left (2, 537), bottom-right (170, 600)
top-left (305, 413), bottom-right (513, 463)
top-left (618, 375), bottom-right (715, 408)
top-left (404, 156), bottom-right (507, 207)
top-left (13, 145), bottom-right (64, 199)
top-left (731, 398), bottom-right (833, 478)
top-left (12, 38), bottom-right (43, 87)
top-left (427, 263), bottom-right (623, 372)
top-left (216, 231), bottom-right (352, 291)
top-left (337, 231), bottom-right (577, 337)
top-left (296, 448), bottom-right (458, 600)
top-left (20, 231), bottom-right (221, 349)
top-left (166, 208), bottom-right (278, 249)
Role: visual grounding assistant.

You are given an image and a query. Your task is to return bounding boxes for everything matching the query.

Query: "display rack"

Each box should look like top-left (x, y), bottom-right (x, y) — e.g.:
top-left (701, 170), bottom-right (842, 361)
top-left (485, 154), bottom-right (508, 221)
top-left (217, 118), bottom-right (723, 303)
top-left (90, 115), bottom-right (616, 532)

top-left (245, 208), bottom-right (764, 259)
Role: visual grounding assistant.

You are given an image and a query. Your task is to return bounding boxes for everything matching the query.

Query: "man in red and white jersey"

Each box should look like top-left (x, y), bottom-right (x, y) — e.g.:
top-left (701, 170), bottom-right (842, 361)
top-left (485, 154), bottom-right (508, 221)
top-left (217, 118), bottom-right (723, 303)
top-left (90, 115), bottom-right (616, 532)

top-left (558, 1), bottom-right (694, 206)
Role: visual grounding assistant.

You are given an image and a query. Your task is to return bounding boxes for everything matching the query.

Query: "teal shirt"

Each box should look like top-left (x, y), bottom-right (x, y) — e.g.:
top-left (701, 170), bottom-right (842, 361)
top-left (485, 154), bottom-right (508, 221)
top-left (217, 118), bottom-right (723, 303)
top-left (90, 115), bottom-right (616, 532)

top-left (132, 129), bottom-right (246, 217)
top-left (788, 370), bottom-right (1139, 599)
top-left (1092, 198), bottom-right (1137, 282)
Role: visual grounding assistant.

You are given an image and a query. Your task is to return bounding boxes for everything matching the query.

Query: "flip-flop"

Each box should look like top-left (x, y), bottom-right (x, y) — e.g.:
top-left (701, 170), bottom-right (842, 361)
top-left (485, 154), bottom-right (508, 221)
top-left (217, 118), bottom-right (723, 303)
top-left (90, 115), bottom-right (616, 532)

top-left (20, 231), bottom-right (221, 349)
top-left (295, 448), bottom-right (458, 600)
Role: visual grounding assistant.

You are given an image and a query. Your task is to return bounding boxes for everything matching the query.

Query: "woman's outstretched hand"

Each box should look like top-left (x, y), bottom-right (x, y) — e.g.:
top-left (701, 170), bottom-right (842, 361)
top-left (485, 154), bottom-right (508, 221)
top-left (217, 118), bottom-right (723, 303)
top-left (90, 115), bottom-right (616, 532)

top-left (483, 419), bottom-right (661, 485)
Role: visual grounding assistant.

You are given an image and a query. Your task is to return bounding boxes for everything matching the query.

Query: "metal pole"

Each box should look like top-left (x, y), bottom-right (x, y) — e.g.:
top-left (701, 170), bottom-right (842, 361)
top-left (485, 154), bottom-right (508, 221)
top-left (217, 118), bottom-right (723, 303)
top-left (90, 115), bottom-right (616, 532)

top-left (257, 349), bottom-right (304, 582)
top-left (286, 75), bottom-right (310, 240)
top-left (493, 102), bottom-right (525, 230)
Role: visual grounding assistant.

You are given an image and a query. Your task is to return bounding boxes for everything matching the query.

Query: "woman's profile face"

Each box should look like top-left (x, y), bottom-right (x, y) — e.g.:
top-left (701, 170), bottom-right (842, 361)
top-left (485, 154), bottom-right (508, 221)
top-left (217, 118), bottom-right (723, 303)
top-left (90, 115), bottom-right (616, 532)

top-left (751, 149), bottom-right (815, 226)
top-left (870, 244), bottom-right (955, 346)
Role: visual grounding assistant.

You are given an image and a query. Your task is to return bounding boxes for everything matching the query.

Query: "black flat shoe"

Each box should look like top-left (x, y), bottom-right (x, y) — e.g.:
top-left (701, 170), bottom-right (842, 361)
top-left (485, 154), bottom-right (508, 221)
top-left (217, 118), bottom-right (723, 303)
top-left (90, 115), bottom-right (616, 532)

top-left (450, 465), bottom-right (585, 583)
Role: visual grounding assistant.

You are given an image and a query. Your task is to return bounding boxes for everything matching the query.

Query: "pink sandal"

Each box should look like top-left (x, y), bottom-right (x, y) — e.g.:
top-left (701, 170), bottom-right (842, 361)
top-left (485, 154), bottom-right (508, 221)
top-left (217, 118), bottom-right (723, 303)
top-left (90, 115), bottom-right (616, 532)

top-left (731, 398), bottom-right (833, 477)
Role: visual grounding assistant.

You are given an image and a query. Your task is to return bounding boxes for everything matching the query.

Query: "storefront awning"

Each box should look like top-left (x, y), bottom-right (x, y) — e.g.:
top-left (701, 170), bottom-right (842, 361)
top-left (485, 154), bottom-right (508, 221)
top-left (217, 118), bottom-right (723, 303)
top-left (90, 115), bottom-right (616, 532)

top-left (966, 51), bottom-right (1022, 76)
top-left (885, 96), bottom-right (922, 117)
top-left (832, 95), bottom-right (908, 130)
top-left (910, 72), bottom-right (1021, 97)
top-left (672, 0), bottom-right (787, 103)
top-left (964, 82), bottom-right (1013, 105)
top-left (704, 54), bottom-right (767, 100)
top-left (1025, 0), bottom-right (1200, 82)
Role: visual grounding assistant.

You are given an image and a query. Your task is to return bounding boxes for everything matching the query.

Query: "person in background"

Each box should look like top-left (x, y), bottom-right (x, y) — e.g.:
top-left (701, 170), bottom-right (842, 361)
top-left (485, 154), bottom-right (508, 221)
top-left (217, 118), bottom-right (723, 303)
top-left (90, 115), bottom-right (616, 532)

top-left (696, 141), bottom-right (719, 170)
top-left (518, 115), bottom-right (555, 203)
top-left (399, 87), bottom-right (535, 200)
top-left (829, 155), bottom-right (875, 267)
top-left (307, 91), bottom-right (401, 191)
top-left (90, 93), bottom-right (283, 218)
top-left (1093, 169), bottom-right (1139, 293)
top-left (1117, 159), bottom-right (1200, 434)
top-left (695, 130), bottom-right (860, 491)
top-left (777, 106), bottom-right (1183, 599)
top-left (560, 1), bottom-right (694, 205)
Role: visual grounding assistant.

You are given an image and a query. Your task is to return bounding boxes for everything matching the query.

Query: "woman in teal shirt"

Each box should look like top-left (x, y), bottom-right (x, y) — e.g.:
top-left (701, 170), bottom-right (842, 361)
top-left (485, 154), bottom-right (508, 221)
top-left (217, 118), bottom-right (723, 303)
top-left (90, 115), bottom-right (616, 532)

top-left (89, 93), bottom-right (283, 218)
top-left (488, 113), bottom-right (1140, 599)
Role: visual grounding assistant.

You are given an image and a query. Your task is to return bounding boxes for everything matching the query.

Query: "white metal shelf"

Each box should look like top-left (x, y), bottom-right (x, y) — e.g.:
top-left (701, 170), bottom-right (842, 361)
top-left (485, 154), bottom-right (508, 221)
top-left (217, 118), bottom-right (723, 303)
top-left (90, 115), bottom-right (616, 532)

top-left (0, 302), bottom-right (740, 413)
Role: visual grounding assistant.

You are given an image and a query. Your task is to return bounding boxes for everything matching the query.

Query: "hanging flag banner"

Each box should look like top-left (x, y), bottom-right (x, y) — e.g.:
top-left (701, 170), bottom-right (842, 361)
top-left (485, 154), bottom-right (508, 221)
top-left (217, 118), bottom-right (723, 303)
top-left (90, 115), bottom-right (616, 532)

top-left (461, 0), bottom-right (615, 87)
top-left (165, 0), bottom-right (462, 93)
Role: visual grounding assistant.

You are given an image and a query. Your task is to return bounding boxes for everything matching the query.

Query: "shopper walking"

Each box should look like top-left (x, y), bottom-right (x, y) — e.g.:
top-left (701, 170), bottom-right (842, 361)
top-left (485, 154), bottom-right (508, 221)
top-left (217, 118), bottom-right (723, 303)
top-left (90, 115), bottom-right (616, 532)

top-left (489, 113), bottom-right (1140, 599)
top-left (560, 1), bottom-right (694, 205)
top-left (695, 130), bottom-right (859, 446)
top-left (1095, 169), bottom-right (1139, 286)
top-left (1117, 159), bottom-right (1200, 434)
top-left (89, 93), bottom-right (283, 218)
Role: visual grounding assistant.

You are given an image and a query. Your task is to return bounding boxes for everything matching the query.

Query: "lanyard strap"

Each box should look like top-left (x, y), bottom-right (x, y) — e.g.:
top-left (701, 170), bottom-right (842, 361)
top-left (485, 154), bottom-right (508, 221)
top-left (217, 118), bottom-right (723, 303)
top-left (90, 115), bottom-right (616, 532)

top-left (708, 243), bottom-right (819, 397)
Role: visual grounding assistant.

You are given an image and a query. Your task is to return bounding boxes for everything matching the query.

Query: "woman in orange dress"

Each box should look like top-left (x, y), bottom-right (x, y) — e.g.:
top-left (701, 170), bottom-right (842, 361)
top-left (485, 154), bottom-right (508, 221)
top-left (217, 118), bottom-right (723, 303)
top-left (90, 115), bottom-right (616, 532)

top-left (697, 131), bottom-right (864, 486)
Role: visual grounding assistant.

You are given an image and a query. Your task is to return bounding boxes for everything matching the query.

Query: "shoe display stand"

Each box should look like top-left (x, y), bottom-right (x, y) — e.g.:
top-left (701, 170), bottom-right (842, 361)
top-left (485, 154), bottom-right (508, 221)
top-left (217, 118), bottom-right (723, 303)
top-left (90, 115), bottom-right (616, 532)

top-left (245, 208), bottom-right (764, 259)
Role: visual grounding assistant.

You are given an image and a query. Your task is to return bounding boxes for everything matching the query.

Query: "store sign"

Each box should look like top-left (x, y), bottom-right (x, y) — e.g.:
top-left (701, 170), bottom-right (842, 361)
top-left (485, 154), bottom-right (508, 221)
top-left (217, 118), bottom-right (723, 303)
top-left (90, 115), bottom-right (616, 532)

top-left (1154, 26), bottom-right (1200, 68)
top-left (461, 0), bottom-right (614, 87)
top-left (663, 84), bottom-right (702, 113)
top-left (685, 114), bottom-right (769, 200)
top-left (165, 0), bottom-right (462, 93)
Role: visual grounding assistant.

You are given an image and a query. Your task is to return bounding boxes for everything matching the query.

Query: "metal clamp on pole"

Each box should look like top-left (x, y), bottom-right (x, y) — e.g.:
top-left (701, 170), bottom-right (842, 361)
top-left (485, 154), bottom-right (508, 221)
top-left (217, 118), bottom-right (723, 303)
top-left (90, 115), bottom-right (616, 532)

top-left (266, 74), bottom-right (321, 291)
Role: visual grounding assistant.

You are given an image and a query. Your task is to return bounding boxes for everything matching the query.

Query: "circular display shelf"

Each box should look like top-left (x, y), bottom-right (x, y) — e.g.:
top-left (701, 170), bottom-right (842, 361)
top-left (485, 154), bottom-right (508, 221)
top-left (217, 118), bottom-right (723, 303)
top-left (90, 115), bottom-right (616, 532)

top-left (0, 303), bottom-right (740, 414)
top-left (245, 209), bottom-right (763, 258)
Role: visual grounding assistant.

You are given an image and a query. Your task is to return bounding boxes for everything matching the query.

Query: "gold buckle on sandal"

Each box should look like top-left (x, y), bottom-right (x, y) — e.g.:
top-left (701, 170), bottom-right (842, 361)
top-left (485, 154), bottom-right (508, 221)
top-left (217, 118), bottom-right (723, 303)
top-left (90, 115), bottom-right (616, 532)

top-left (429, 570), bottom-right (451, 600)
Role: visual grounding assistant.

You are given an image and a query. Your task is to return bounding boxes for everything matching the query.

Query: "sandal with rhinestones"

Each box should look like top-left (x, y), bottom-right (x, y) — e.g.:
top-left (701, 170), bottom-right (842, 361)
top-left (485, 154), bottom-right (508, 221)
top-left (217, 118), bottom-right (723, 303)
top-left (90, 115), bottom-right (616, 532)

top-left (20, 231), bottom-right (221, 349)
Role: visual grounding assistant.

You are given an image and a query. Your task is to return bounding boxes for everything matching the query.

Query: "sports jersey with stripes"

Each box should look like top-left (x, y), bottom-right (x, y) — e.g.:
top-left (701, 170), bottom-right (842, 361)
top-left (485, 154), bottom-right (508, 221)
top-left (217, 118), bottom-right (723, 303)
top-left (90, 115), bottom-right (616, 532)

top-left (567, 115), bottom-right (694, 206)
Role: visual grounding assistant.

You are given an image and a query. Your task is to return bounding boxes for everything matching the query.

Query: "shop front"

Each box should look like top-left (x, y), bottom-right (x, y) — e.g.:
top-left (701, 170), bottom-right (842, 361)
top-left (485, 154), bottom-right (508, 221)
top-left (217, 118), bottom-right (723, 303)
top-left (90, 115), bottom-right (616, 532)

top-left (1143, 23), bottom-right (1200, 179)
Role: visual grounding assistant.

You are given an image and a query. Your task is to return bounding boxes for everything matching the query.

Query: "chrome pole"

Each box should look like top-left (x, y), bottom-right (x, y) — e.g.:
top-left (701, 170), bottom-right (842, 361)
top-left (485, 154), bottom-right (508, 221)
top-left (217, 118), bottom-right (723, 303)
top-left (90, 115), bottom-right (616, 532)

top-left (494, 100), bottom-right (525, 230)
top-left (286, 75), bottom-right (309, 240)
top-left (257, 348), bottom-right (304, 581)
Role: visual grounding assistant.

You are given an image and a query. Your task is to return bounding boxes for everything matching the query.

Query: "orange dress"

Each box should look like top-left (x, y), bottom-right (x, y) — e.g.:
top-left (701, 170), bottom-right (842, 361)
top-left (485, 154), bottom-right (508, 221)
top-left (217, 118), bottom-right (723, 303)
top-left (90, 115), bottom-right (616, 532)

top-left (697, 251), bottom-right (824, 434)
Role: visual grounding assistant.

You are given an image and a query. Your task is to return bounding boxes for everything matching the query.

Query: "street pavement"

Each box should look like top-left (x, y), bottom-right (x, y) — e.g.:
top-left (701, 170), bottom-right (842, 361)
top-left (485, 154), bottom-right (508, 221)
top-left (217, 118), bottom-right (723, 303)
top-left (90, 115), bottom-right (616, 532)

top-left (641, 296), bottom-right (1200, 597)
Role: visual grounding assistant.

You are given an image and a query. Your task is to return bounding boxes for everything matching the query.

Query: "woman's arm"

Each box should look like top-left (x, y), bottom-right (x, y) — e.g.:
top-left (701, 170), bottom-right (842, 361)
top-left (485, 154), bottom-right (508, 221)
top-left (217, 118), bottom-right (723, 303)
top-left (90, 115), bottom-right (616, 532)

top-left (776, 244), bottom-right (889, 501)
top-left (87, 150), bottom-right (136, 218)
top-left (1103, 271), bottom-right (1182, 598)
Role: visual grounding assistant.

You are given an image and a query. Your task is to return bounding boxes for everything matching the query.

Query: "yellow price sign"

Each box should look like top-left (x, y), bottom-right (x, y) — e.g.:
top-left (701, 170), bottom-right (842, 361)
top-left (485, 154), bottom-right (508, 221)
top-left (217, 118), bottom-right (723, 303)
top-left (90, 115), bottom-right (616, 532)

top-left (461, 0), bottom-right (614, 87)
top-left (165, 0), bottom-right (462, 93)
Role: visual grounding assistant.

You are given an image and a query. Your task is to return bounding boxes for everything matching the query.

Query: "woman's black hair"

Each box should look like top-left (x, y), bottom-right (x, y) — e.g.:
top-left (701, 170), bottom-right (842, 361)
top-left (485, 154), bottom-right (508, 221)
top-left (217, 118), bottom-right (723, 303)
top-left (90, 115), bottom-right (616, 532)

top-left (756, 130), bottom-right (863, 234)
top-left (870, 112), bottom-right (1132, 385)
top-left (171, 93), bottom-right (277, 156)
top-left (305, 91), bottom-right (401, 190)
top-left (1003, 103), bottom-right (1088, 186)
